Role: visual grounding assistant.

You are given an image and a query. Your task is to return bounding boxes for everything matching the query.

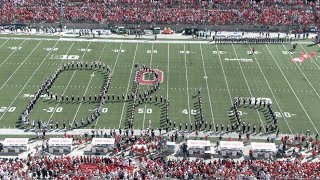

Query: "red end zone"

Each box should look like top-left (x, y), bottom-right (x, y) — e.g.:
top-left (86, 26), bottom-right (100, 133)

top-left (136, 69), bottom-right (163, 85)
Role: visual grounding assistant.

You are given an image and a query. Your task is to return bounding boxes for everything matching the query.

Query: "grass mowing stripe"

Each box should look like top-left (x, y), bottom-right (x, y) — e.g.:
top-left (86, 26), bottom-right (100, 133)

top-left (282, 45), bottom-right (320, 100)
top-left (0, 40), bottom-right (26, 71)
top-left (71, 71), bottom-right (96, 124)
top-left (72, 42), bottom-right (109, 126)
top-left (117, 43), bottom-right (139, 129)
top-left (183, 43), bottom-right (192, 124)
top-left (231, 44), bottom-right (266, 132)
top-left (199, 44), bottom-right (215, 127)
top-left (87, 41), bottom-right (107, 127)
top-left (92, 42), bottom-right (123, 128)
top-left (249, 44), bottom-right (293, 133)
top-left (215, 44), bottom-right (233, 104)
top-left (91, 42), bottom-right (123, 128)
top-left (142, 43), bottom-right (154, 129)
top-left (47, 42), bottom-right (87, 121)
top-left (0, 40), bottom-right (59, 121)
top-left (265, 44), bottom-right (319, 134)
top-left (0, 40), bottom-right (42, 90)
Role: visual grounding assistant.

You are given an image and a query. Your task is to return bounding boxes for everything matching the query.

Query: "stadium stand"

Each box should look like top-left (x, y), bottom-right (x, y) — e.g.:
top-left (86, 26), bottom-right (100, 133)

top-left (1, 155), bottom-right (320, 179)
top-left (1, 131), bottom-right (320, 179)
top-left (0, 0), bottom-right (318, 26)
top-left (0, 0), bottom-right (320, 179)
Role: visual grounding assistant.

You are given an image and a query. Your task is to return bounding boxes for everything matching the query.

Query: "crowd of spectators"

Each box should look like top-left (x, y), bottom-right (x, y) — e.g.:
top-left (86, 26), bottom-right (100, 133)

top-left (1, 153), bottom-right (320, 179)
top-left (1, 127), bottom-right (320, 179)
top-left (0, 0), bottom-right (318, 26)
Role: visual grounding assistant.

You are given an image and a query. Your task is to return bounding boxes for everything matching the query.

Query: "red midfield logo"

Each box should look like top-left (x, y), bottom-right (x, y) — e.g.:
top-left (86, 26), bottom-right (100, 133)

top-left (136, 69), bottom-right (163, 85)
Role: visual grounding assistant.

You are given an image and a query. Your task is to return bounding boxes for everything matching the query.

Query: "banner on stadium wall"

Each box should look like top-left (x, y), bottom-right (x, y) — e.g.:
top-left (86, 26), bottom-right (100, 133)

top-left (0, 24), bottom-right (26, 29)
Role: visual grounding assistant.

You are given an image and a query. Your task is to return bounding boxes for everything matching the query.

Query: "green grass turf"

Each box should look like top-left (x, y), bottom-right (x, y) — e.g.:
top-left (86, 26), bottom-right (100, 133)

top-left (0, 38), bottom-right (319, 135)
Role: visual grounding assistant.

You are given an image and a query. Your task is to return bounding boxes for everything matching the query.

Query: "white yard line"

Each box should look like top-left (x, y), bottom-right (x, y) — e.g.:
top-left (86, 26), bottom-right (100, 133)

top-left (48, 42), bottom-right (92, 120)
top-left (183, 44), bottom-right (192, 124)
top-left (71, 72), bottom-right (95, 123)
top-left (265, 44), bottom-right (319, 134)
top-left (0, 39), bottom-right (9, 48)
top-left (199, 44), bottom-right (215, 127)
top-left (93, 43), bottom-right (123, 128)
top-left (282, 44), bottom-right (320, 100)
top-left (142, 43), bottom-right (154, 129)
top-left (115, 43), bottom-right (139, 129)
top-left (215, 45), bottom-right (233, 103)
top-left (0, 40), bottom-right (25, 69)
top-left (72, 42), bottom-right (108, 125)
top-left (0, 40), bottom-right (42, 90)
top-left (249, 45), bottom-right (293, 134)
top-left (0, 40), bottom-right (61, 121)
top-left (231, 44), bottom-right (266, 132)
top-left (215, 44), bottom-right (233, 132)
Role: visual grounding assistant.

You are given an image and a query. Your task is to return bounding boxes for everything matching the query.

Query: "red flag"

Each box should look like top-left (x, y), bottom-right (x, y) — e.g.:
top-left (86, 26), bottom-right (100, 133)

top-left (311, 51), bottom-right (317, 57)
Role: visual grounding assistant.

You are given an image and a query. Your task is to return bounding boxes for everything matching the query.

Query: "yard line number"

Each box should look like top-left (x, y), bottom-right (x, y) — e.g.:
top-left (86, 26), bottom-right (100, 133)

top-left (112, 49), bottom-right (125, 53)
top-left (77, 48), bottom-right (92, 52)
top-left (147, 50), bottom-right (157, 53)
top-left (229, 110), bottom-right (244, 116)
top-left (138, 108), bottom-right (152, 114)
top-left (0, 107), bottom-right (16, 112)
top-left (182, 109), bottom-right (198, 115)
top-left (180, 50), bottom-right (190, 54)
top-left (282, 51), bottom-right (294, 55)
top-left (46, 107), bottom-right (63, 113)
top-left (9, 46), bottom-right (22, 50)
top-left (247, 51), bottom-right (260, 54)
top-left (275, 111), bottom-right (295, 118)
top-left (44, 48), bottom-right (58, 51)
top-left (213, 51), bottom-right (226, 54)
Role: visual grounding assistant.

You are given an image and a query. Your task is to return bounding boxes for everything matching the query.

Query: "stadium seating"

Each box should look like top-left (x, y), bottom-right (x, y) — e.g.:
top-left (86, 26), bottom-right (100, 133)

top-left (0, 0), bottom-right (318, 26)
top-left (1, 132), bottom-right (320, 179)
top-left (0, 154), bottom-right (320, 179)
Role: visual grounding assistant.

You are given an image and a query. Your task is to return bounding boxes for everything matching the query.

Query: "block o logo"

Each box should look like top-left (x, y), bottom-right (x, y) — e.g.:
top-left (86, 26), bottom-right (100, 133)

top-left (136, 69), bottom-right (163, 85)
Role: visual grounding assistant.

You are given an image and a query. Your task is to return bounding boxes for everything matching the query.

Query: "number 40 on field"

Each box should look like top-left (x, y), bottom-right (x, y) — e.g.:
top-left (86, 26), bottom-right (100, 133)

top-left (182, 109), bottom-right (198, 115)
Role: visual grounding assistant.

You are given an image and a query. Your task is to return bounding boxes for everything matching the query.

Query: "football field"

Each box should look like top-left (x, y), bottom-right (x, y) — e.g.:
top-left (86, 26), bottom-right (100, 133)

top-left (0, 37), bottom-right (320, 135)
